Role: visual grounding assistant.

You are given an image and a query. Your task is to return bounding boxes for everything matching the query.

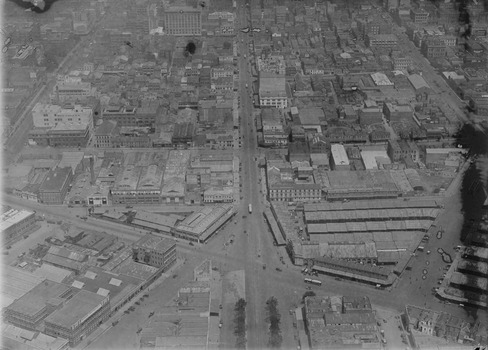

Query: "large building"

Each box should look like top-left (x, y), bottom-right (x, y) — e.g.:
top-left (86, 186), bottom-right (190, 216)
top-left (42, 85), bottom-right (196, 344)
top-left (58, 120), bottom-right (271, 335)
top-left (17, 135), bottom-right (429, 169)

top-left (1, 208), bottom-right (36, 244)
top-left (29, 122), bottom-right (91, 148)
top-left (111, 152), bottom-right (166, 205)
top-left (172, 204), bottom-right (235, 243)
top-left (4, 279), bottom-right (74, 331)
top-left (102, 105), bottom-right (157, 127)
top-left (330, 144), bottom-right (350, 171)
top-left (366, 34), bottom-right (398, 49)
top-left (132, 234), bottom-right (177, 270)
top-left (31, 103), bottom-right (93, 129)
top-left (44, 290), bottom-right (110, 346)
top-left (38, 167), bottom-right (74, 205)
top-left (162, 6), bottom-right (202, 36)
top-left (303, 295), bottom-right (381, 349)
top-left (259, 72), bottom-right (288, 108)
top-left (52, 78), bottom-right (94, 102)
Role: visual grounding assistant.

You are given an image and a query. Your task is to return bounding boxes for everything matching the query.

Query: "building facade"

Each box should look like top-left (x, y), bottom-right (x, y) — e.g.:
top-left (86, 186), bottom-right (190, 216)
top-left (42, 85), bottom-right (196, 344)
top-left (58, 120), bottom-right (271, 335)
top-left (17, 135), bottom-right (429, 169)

top-left (132, 234), bottom-right (177, 270)
top-left (38, 167), bottom-right (74, 205)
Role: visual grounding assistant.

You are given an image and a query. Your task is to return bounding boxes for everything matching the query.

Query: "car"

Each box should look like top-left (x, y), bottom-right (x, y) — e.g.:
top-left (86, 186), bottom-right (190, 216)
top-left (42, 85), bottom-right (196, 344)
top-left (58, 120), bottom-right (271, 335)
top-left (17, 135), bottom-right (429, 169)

top-left (427, 250), bottom-right (431, 254)
top-left (437, 248), bottom-right (445, 254)
top-left (436, 230), bottom-right (443, 239)
top-left (276, 267), bottom-right (282, 272)
top-left (219, 304), bottom-right (223, 309)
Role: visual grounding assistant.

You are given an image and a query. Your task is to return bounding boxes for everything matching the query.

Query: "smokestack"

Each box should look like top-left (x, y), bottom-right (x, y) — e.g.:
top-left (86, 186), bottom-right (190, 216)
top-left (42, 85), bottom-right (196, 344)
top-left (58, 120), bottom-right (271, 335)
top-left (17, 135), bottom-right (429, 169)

top-left (90, 156), bottom-right (95, 185)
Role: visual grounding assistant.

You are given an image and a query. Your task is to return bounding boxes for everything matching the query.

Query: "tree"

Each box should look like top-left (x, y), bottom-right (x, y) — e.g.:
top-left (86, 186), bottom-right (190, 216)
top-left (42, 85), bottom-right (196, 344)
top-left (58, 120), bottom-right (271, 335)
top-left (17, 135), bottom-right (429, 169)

top-left (234, 298), bottom-right (247, 348)
top-left (265, 297), bottom-right (282, 348)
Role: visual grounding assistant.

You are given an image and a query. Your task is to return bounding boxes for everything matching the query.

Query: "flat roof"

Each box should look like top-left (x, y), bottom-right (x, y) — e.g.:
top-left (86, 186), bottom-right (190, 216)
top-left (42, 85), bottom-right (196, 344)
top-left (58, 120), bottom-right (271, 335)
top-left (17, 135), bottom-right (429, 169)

top-left (44, 289), bottom-right (108, 328)
top-left (298, 107), bottom-right (324, 125)
top-left (1, 266), bottom-right (45, 309)
top-left (7, 280), bottom-right (71, 317)
top-left (39, 167), bottom-right (72, 193)
top-left (134, 234), bottom-right (176, 252)
top-left (330, 144), bottom-right (350, 166)
top-left (0, 208), bottom-right (35, 232)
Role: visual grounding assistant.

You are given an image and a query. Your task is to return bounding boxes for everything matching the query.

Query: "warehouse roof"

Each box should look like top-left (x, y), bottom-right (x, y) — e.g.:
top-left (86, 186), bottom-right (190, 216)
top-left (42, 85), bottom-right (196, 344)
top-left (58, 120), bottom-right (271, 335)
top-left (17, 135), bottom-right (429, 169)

top-left (6, 280), bottom-right (71, 317)
top-left (1, 266), bottom-right (44, 309)
top-left (0, 208), bottom-right (35, 232)
top-left (45, 289), bottom-right (107, 327)
top-left (330, 144), bottom-right (350, 166)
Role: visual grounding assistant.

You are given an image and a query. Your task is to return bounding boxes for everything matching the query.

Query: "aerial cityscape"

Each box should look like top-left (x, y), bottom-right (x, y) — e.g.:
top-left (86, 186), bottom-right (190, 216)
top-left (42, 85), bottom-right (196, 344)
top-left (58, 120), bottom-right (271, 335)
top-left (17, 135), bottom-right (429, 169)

top-left (1, 0), bottom-right (488, 349)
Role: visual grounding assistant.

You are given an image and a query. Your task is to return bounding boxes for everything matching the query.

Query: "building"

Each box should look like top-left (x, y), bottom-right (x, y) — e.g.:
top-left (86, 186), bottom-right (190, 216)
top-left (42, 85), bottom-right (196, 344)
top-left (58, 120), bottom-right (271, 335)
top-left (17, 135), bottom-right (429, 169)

top-left (101, 106), bottom-right (157, 127)
top-left (38, 167), bottom-right (74, 205)
top-left (303, 295), bottom-right (381, 349)
top-left (330, 144), bottom-right (350, 171)
top-left (203, 187), bottom-right (233, 203)
top-left (172, 122), bottom-right (195, 146)
top-left (32, 103), bottom-right (93, 129)
top-left (425, 148), bottom-right (467, 166)
top-left (0, 208), bottom-right (36, 244)
top-left (410, 8), bottom-right (429, 24)
top-left (2, 324), bottom-right (69, 350)
top-left (52, 78), bottom-right (93, 102)
top-left (387, 140), bottom-right (419, 162)
top-left (4, 280), bottom-right (74, 331)
top-left (359, 107), bottom-right (383, 126)
top-left (393, 56), bottom-right (413, 71)
top-left (29, 122), bottom-right (91, 148)
top-left (132, 234), bottom-right (177, 270)
top-left (94, 120), bottom-right (117, 148)
top-left (259, 72), bottom-right (287, 108)
top-left (44, 290), bottom-right (110, 347)
top-left (383, 103), bottom-right (413, 122)
top-left (111, 152), bottom-right (166, 205)
top-left (404, 305), bottom-right (473, 347)
top-left (421, 38), bottom-right (446, 59)
top-left (366, 34), bottom-right (398, 49)
top-left (162, 6), bottom-right (202, 36)
top-left (172, 204), bottom-right (235, 243)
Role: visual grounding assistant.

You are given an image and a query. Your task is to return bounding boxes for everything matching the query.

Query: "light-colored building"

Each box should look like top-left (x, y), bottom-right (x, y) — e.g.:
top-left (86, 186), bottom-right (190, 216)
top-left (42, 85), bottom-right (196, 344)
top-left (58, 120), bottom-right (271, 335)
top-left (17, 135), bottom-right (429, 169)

top-left (52, 77), bottom-right (94, 102)
top-left (44, 290), bottom-right (110, 347)
top-left (1, 208), bottom-right (36, 244)
top-left (366, 34), bottom-right (398, 49)
top-left (203, 187), bottom-right (233, 203)
top-left (330, 144), bottom-right (350, 171)
top-left (162, 6), bottom-right (202, 36)
top-left (32, 103), bottom-right (93, 129)
top-left (259, 72), bottom-right (287, 108)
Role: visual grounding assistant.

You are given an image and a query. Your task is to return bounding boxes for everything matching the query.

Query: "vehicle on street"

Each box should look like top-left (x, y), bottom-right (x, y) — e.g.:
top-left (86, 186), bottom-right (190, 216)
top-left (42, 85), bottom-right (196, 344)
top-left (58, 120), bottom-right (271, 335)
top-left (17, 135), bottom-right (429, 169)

top-left (276, 267), bottom-right (282, 272)
top-left (436, 230), bottom-right (443, 239)
top-left (304, 278), bottom-right (322, 286)
top-left (427, 250), bottom-right (431, 254)
top-left (437, 248), bottom-right (445, 254)
top-left (248, 204), bottom-right (252, 213)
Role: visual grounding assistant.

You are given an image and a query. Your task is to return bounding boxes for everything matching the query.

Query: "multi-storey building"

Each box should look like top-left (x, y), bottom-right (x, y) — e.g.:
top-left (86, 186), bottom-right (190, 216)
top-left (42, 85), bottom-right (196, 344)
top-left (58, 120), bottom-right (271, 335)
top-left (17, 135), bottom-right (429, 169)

top-left (162, 6), bottom-right (202, 36)
top-left (4, 280), bottom-right (74, 332)
top-left (410, 8), bottom-right (429, 24)
top-left (330, 144), bottom-right (350, 171)
top-left (421, 38), bottom-right (446, 59)
top-left (211, 66), bottom-right (234, 79)
top-left (259, 72), bottom-right (287, 108)
top-left (388, 139), bottom-right (419, 162)
top-left (132, 234), bottom-right (177, 270)
top-left (38, 167), bottom-right (74, 205)
top-left (29, 122), bottom-right (91, 148)
top-left (52, 78), bottom-right (94, 102)
top-left (203, 187), bottom-right (234, 203)
top-left (392, 56), bottom-right (413, 71)
top-left (366, 34), bottom-right (398, 49)
top-left (102, 106), bottom-right (156, 127)
top-left (44, 290), bottom-right (110, 347)
top-left (32, 103), bottom-right (93, 129)
top-left (0, 208), bottom-right (36, 244)
top-left (94, 120), bottom-right (117, 148)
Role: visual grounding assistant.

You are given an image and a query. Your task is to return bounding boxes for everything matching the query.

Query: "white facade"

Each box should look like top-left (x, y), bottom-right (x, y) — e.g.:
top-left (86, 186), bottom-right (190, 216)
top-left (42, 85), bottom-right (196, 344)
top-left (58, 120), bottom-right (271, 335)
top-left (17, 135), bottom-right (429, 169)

top-left (331, 144), bottom-right (350, 170)
top-left (32, 103), bottom-right (93, 129)
top-left (259, 96), bottom-right (288, 108)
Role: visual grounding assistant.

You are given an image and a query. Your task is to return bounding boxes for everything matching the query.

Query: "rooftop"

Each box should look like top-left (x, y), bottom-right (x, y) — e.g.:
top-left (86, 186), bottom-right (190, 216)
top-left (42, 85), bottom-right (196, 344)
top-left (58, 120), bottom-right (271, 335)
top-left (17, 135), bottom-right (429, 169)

top-left (331, 144), bottom-right (350, 166)
top-left (134, 234), bottom-right (176, 252)
top-left (0, 208), bottom-right (35, 232)
top-left (7, 280), bottom-right (71, 317)
top-left (44, 289), bottom-right (108, 328)
top-left (38, 167), bottom-right (72, 193)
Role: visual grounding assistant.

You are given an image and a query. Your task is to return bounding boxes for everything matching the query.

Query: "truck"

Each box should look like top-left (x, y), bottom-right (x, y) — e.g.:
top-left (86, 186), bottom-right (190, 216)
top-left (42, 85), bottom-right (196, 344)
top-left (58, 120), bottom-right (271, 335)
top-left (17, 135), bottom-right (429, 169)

top-left (248, 204), bottom-right (252, 213)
